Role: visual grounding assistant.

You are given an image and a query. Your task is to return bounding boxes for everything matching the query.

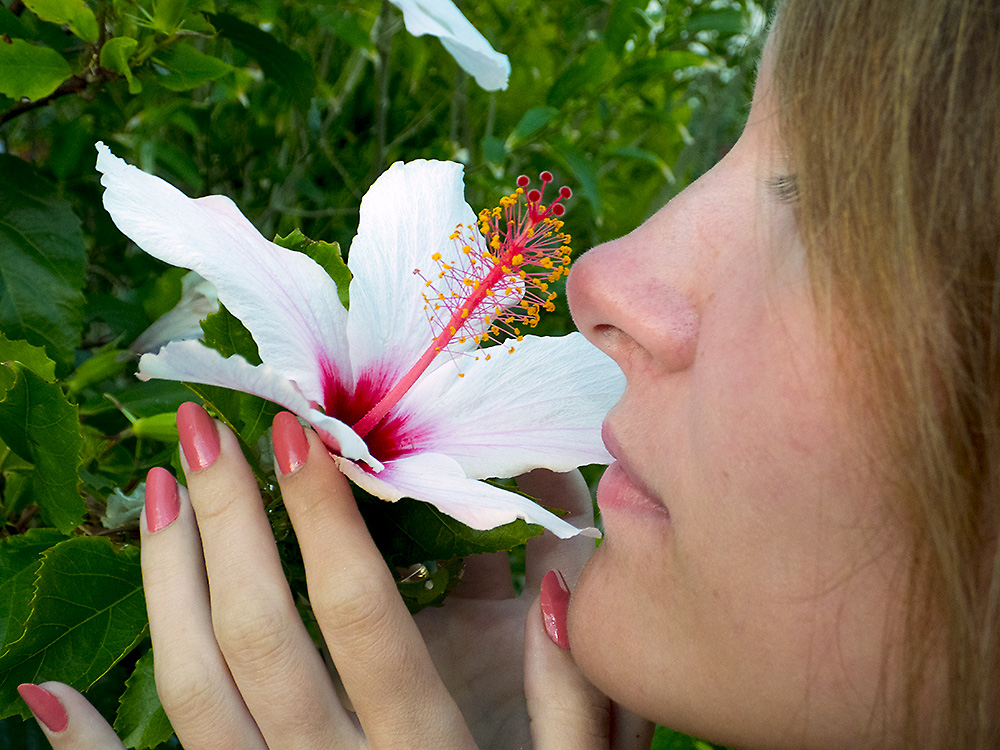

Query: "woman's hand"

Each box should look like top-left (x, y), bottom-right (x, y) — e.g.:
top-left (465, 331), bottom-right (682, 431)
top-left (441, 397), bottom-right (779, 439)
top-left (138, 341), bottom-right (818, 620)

top-left (19, 403), bottom-right (652, 749)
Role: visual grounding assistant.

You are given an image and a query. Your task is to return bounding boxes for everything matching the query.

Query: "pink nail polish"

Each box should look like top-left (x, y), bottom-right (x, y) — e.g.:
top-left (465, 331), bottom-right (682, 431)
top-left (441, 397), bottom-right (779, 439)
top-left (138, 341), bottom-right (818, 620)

top-left (18, 683), bottom-right (68, 733)
top-left (177, 402), bottom-right (220, 470)
top-left (145, 467), bottom-right (180, 533)
top-left (540, 570), bottom-right (571, 650)
top-left (273, 412), bottom-right (309, 476)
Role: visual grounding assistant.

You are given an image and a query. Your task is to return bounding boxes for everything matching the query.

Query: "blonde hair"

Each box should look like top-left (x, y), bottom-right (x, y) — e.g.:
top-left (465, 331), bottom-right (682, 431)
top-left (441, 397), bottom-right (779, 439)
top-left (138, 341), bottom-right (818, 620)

top-left (772, 1), bottom-right (1000, 746)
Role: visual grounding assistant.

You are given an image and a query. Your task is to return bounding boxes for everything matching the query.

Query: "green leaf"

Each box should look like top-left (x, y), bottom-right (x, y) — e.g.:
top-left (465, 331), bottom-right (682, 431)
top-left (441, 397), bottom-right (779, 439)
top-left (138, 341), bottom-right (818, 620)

top-left (357, 493), bottom-right (544, 567)
top-left (200, 306), bottom-right (260, 364)
top-left (0, 154), bottom-right (87, 369)
top-left (100, 37), bottom-right (141, 94)
top-left (0, 364), bottom-right (84, 534)
top-left (152, 42), bottom-right (232, 91)
top-left (614, 51), bottom-right (708, 85)
top-left (0, 529), bottom-right (69, 654)
top-left (151, 0), bottom-right (191, 34)
top-left (604, 0), bottom-right (642, 56)
top-left (0, 38), bottom-right (72, 101)
top-left (208, 12), bottom-right (316, 109)
top-left (273, 229), bottom-right (351, 308)
top-left (0, 332), bottom-right (56, 382)
top-left (546, 45), bottom-right (609, 110)
top-left (556, 143), bottom-right (602, 218)
top-left (685, 8), bottom-right (746, 35)
top-left (510, 106), bottom-right (559, 143)
top-left (22, 0), bottom-right (99, 43)
top-left (0, 537), bottom-right (147, 720)
top-left (481, 135), bottom-right (506, 167)
top-left (237, 396), bottom-right (281, 450)
top-left (115, 649), bottom-right (174, 749)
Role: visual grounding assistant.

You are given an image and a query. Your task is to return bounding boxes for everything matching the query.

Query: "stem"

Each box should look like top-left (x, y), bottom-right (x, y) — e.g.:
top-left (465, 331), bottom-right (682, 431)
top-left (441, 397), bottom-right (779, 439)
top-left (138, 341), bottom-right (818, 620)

top-left (0, 75), bottom-right (88, 128)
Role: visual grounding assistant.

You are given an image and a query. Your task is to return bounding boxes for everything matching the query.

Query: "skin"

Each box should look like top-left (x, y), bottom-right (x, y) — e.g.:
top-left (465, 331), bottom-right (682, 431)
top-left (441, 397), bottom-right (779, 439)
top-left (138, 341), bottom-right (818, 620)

top-left (565, 34), bottom-right (913, 750)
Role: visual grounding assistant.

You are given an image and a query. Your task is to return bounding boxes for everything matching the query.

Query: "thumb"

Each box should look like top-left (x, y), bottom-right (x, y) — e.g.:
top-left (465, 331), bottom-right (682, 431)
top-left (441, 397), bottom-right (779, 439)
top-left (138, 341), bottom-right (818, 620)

top-left (524, 571), bottom-right (611, 749)
top-left (18, 682), bottom-right (126, 750)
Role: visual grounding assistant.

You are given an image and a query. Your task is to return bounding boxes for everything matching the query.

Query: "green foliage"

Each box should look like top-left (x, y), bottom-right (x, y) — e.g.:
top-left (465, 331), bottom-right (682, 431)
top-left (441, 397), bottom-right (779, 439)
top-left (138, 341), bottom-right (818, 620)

top-left (0, 155), bottom-right (86, 369)
top-left (0, 38), bottom-right (72, 100)
top-left (0, 363), bottom-right (85, 533)
top-left (0, 0), bottom-right (767, 744)
top-left (0, 537), bottom-right (146, 720)
top-left (114, 648), bottom-right (174, 749)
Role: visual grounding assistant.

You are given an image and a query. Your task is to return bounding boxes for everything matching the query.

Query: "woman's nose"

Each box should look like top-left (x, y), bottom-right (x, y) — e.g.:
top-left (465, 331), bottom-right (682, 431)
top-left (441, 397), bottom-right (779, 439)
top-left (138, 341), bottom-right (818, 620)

top-left (567, 233), bottom-right (699, 376)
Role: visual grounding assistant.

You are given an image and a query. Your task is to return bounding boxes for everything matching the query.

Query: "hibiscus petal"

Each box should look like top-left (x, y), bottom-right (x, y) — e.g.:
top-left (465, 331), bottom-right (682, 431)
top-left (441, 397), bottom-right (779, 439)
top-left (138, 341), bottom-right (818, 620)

top-left (96, 143), bottom-right (352, 404)
top-left (138, 340), bottom-right (380, 470)
top-left (346, 159), bottom-right (478, 391)
top-left (396, 332), bottom-right (624, 478)
top-left (131, 272), bottom-right (219, 354)
top-left (389, 0), bottom-right (510, 91)
top-left (335, 452), bottom-right (598, 539)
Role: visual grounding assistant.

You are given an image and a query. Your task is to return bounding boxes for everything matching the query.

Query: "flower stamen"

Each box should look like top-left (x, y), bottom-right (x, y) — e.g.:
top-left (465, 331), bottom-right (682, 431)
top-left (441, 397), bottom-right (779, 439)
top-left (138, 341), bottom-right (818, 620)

top-left (352, 172), bottom-right (573, 438)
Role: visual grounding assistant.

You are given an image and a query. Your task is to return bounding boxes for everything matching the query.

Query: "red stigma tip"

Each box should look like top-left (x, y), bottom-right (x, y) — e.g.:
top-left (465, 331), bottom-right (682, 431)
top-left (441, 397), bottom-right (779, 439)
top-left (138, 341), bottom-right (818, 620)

top-left (552, 204), bottom-right (565, 216)
top-left (560, 186), bottom-right (572, 199)
top-left (540, 171), bottom-right (553, 182)
top-left (527, 189), bottom-right (541, 203)
top-left (517, 175), bottom-right (530, 188)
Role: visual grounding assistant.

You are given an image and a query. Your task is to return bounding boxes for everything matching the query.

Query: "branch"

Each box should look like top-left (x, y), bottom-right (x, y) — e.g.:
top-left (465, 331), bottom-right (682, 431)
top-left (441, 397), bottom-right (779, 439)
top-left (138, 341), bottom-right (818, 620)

top-left (0, 74), bottom-right (89, 128)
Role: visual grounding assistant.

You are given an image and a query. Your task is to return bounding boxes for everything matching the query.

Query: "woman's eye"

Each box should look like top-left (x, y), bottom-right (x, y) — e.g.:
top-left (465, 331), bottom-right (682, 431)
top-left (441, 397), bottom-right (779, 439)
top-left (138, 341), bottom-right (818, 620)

top-left (764, 175), bottom-right (800, 204)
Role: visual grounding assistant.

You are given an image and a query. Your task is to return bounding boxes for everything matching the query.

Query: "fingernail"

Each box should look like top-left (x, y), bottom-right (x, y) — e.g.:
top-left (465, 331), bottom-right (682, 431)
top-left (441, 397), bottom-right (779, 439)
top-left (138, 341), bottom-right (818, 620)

top-left (18, 684), bottom-right (68, 733)
top-left (540, 570), bottom-right (571, 650)
top-left (177, 402), bottom-right (220, 471)
top-left (272, 411), bottom-right (309, 476)
top-left (145, 467), bottom-right (180, 533)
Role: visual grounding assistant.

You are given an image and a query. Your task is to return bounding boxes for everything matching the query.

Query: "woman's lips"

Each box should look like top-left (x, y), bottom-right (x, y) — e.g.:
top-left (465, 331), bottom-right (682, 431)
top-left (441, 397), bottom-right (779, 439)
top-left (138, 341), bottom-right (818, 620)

top-left (597, 461), bottom-right (670, 519)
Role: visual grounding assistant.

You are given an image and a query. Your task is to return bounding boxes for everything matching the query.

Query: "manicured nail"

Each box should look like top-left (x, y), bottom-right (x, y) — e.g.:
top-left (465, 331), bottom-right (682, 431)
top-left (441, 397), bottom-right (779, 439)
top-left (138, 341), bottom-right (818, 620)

top-left (145, 467), bottom-right (180, 533)
top-left (18, 684), bottom-right (68, 734)
top-left (177, 402), bottom-right (220, 471)
top-left (540, 570), bottom-right (571, 650)
top-left (272, 411), bottom-right (309, 476)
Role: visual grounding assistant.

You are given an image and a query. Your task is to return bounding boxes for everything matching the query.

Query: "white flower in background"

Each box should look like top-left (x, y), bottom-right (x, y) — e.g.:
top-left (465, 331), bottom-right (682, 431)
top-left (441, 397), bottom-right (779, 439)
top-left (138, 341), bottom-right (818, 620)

top-left (131, 272), bottom-right (219, 354)
top-left (96, 142), bottom-right (623, 538)
top-left (390, 0), bottom-right (510, 91)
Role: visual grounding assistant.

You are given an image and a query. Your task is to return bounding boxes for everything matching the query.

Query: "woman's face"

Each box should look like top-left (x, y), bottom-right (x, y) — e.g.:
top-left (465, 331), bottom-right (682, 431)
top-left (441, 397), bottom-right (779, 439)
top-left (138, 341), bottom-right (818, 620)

top-left (565, 36), bottom-right (911, 750)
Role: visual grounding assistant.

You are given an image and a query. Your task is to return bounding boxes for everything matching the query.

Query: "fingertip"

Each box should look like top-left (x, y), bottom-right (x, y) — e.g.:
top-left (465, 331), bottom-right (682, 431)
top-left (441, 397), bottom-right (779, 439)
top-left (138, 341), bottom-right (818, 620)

top-left (177, 401), bottom-right (220, 471)
top-left (18, 682), bottom-right (68, 733)
top-left (273, 411), bottom-right (310, 476)
top-left (144, 467), bottom-right (180, 534)
top-left (540, 570), bottom-right (571, 650)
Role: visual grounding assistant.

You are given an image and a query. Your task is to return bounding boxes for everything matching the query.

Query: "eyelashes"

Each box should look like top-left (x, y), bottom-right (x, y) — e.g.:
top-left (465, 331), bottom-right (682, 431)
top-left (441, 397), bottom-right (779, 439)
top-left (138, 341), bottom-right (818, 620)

top-left (764, 174), bottom-right (800, 204)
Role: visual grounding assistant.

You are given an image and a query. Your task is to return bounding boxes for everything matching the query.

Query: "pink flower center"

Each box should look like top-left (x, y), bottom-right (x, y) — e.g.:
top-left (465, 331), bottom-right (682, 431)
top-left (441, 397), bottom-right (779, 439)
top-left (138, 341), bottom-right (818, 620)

top-left (351, 172), bottom-right (573, 441)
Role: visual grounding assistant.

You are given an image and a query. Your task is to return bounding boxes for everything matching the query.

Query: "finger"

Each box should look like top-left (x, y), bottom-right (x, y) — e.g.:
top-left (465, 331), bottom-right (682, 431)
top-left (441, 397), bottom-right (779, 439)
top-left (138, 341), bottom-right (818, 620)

top-left (141, 466), bottom-right (267, 750)
top-left (18, 682), bottom-right (125, 750)
top-left (524, 592), bottom-right (611, 750)
top-left (519, 469), bottom-right (597, 590)
top-left (275, 417), bottom-right (476, 749)
top-left (176, 404), bottom-right (349, 750)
